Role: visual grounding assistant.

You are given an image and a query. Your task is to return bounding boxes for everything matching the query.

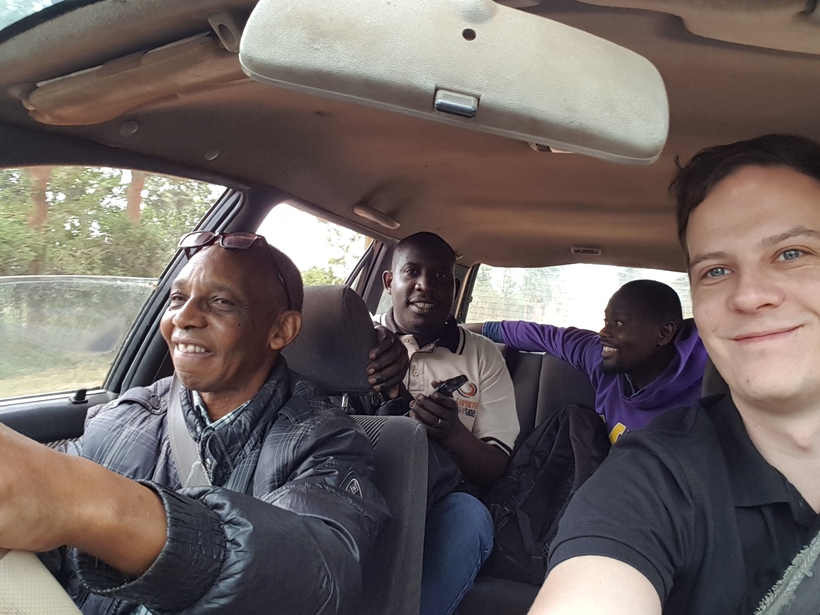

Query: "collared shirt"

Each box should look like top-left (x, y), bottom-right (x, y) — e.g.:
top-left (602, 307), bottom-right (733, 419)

top-left (379, 310), bottom-right (519, 455)
top-left (549, 394), bottom-right (820, 615)
top-left (191, 391), bottom-right (249, 429)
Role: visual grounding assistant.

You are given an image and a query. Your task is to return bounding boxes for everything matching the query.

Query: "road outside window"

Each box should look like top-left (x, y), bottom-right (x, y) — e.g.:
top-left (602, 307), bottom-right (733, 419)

top-left (257, 203), bottom-right (370, 285)
top-left (467, 264), bottom-right (692, 330)
top-left (0, 166), bottom-right (222, 399)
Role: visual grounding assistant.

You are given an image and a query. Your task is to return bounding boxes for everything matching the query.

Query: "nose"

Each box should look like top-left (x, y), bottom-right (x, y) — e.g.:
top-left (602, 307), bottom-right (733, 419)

top-left (727, 268), bottom-right (785, 313)
top-left (414, 272), bottom-right (432, 291)
top-left (171, 296), bottom-right (207, 329)
top-left (599, 322), bottom-right (610, 337)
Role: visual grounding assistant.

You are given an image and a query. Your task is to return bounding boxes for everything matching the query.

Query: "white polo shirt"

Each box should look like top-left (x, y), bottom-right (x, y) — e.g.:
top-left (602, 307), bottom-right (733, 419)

top-left (378, 312), bottom-right (519, 456)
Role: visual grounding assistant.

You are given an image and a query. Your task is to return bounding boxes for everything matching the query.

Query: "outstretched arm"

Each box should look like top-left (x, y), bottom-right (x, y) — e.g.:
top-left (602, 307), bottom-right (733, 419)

top-left (0, 423), bottom-right (167, 577)
top-left (530, 556), bottom-right (661, 615)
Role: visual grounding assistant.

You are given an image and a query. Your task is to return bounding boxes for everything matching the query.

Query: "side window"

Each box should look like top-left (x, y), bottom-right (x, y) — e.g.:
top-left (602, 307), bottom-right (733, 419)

top-left (0, 167), bottom-right (223, 399)
top-left (257, 203), bottom-right (371, 285)
top-left (466, 264), bottom-right (692, 329)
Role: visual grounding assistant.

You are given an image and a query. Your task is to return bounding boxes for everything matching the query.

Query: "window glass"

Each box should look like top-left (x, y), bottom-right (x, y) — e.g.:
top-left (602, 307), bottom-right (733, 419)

top-left (0, 166), bottom-right (222, 398)
top-left (0, 0), bottom-right (63, 33)
top-left (257, 203), bottom-right (370, 285)
top-left (466, 264), bottom-right (692, 330)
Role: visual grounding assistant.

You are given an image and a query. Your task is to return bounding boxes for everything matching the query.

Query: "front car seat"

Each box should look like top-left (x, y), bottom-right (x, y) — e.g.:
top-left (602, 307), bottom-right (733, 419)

top-left (282, 285), bottom-right (428, 615)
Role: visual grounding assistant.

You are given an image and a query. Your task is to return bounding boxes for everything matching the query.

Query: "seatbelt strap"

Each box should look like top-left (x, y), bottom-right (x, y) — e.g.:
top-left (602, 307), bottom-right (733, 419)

top-left (755, 529), bottom-right (820, 615)
top-left (167, 375), bottom-right (211, 487)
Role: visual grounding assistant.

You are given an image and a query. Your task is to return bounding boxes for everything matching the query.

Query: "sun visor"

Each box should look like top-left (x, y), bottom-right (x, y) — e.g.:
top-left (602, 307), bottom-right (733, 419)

top-left (239, 0), bottom-right (669, 165)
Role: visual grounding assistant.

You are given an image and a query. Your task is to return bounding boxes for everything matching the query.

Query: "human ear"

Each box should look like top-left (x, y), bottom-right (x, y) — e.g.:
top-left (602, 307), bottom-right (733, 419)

top-left (268, 311), bottom-right (302, 351)
top-left (383, 270), bottom-right (393, 293)
top-left (657, 322), bottom-right (677, 346)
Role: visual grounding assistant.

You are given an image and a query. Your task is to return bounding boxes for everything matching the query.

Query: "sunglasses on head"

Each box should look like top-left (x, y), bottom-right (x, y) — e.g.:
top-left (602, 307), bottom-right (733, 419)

top-left (177, 231), bottom-right (292, 310)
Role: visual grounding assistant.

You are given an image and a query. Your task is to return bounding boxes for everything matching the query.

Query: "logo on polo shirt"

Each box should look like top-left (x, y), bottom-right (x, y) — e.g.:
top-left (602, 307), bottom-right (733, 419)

top-left (456, 382), bottom-right (477, 398)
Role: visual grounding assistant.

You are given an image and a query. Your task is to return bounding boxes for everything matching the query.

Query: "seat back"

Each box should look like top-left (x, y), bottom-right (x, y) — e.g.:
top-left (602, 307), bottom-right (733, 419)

top-left (354, 415), bottom-right (428, 615)
top-left (499, 344), bottom-right (596, 449)
top-left (281, 285), bottom-right (376, 395)
top-left (281, 285), bottom-right (428, 614)
top-left (702, 356), bottom-right (730, 396)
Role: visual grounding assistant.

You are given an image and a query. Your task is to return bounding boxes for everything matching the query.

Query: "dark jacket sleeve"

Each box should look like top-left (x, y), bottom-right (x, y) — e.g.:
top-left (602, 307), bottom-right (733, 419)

top-left (75, 400), bottom-right (389, 615)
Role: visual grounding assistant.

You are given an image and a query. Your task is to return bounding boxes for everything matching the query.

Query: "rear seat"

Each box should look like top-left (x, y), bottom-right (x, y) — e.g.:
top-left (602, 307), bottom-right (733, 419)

top-left (499, 344), bottom-right (596, 447)
top-left (457, 345), bottom-right (596, 615)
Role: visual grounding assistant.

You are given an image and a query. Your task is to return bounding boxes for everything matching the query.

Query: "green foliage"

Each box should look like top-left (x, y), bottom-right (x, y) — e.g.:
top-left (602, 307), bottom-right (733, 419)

top-left (0, 166), bottom-right (219, 278)
top-left (302, 266), bottom-right (345, 286)
top-left (299, 219), bottom-right (362, 287)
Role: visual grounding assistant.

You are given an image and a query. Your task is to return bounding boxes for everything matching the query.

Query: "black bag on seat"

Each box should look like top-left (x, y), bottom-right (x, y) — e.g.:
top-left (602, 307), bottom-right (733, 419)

top-left (481, 404), bottom-right (611, 585)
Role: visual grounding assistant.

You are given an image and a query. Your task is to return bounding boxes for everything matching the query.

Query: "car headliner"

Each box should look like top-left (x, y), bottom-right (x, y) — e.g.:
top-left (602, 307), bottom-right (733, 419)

top-left (0, 0), bottom-right (819, 272)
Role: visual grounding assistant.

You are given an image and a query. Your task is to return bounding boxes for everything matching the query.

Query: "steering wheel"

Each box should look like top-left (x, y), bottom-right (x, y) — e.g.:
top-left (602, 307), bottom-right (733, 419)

top-left (0, 549), bottom-right (82, 614)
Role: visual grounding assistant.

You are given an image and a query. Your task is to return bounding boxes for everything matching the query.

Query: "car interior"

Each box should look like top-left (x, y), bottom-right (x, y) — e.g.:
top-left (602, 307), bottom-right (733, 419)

top-left (1, 0), bottom-right (820, 612)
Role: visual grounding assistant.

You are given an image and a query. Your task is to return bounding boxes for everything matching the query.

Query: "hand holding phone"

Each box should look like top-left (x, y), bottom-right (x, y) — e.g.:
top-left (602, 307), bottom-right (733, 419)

top-left (433, 374), bottom-right (468, 398)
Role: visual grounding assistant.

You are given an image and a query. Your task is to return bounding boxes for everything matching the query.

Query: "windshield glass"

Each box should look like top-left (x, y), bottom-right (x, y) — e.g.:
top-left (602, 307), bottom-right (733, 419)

top-left (0, 0), bottom-right (62, 32)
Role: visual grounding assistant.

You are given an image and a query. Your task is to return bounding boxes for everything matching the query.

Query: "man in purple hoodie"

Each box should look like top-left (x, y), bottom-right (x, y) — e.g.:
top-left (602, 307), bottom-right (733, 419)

top-left (468, 280), bottom-right (707, 443)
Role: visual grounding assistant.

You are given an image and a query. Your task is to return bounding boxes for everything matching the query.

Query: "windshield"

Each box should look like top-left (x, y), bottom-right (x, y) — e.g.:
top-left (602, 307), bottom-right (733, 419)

top-left (0, 0), bottom-right (63, 32)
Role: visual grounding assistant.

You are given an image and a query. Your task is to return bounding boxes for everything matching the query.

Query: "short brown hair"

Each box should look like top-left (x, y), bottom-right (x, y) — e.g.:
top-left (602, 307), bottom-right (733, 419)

top-left (670, 134), bottom-right (820, 261)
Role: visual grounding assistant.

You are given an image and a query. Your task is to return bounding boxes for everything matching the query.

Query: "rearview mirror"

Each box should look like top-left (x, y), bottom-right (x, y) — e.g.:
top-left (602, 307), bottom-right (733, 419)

top-left (239, 0), bottom-right (668, 165)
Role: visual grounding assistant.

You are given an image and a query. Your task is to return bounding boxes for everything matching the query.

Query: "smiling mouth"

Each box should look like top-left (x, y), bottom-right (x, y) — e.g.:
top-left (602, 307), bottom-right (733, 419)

top-left (732, 326), bottom-right (800, 343)
top-left (601, 345), bottom-right (617, 358)
top-left (175, 343), bottom-right (208, 354)
top-left (409, 301), bottom-right (436, 313)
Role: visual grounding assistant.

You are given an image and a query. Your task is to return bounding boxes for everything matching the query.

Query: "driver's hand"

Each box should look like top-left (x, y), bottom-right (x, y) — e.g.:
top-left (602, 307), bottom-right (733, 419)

top-left (367, 325), bottom-right (409, 397)
top-left (0, 423), bottom-right (83, 553)
top-left (0, 423), bottom-right (166, 577)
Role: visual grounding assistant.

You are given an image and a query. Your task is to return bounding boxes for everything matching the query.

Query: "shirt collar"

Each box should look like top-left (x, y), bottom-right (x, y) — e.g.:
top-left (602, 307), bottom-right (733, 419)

top-left (710, 395), bottom-right (816, 525)
top-left (384, 308), bottom-right (460, 353)
top-left (191, 391), bottom-right (250, 429)
top-left (178, 357), bottom-right (292, 486)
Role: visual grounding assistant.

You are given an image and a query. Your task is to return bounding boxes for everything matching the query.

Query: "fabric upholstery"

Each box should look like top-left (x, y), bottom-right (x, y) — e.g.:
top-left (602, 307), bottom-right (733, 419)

top-left (701, 357), bottom-right (730, 396)
top-left (353, 415), bottom-right (428, 615)
top-left (282, 285), bottom-right (377, 396)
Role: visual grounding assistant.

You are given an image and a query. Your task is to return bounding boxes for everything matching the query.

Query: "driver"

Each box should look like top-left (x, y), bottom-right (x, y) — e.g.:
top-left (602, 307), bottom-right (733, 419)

top-left (0, 232), bottom-right (401, 615)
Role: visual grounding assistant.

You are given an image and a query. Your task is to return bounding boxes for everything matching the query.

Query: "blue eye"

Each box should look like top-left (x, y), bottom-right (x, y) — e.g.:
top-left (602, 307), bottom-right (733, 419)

top-left (705, 267), bottom-right (728, 279)
top-left (780, 249), bottom-right (803, 261)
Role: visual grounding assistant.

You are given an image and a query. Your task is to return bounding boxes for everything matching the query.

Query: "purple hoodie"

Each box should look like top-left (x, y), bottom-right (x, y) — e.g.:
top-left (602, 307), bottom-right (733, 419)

top-left (496, 319), bottom-right (707, 442)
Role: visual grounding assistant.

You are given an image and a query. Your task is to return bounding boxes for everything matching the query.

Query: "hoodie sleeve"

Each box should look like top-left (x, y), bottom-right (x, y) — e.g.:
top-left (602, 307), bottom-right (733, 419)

top-left (499, 321), bottom-right (603, 380)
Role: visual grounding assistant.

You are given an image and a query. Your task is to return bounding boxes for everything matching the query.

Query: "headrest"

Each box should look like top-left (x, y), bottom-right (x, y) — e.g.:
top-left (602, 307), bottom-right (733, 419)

top-left (282, 285), bottom-right (376, 396)
top-left (701, 356), bottom-right (730, 397)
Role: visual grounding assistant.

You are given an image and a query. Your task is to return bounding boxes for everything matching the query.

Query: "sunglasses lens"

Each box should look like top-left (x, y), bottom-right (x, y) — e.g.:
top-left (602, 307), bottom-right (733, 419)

top-left (178, 231), bottom-right (216, 249)
top-left (221, 233), bottom-right (261, 250)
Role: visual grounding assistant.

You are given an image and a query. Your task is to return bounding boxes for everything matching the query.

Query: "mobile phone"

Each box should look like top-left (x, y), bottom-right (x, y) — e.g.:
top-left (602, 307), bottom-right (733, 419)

top-left (434, 374), bottom-right (468, 398)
